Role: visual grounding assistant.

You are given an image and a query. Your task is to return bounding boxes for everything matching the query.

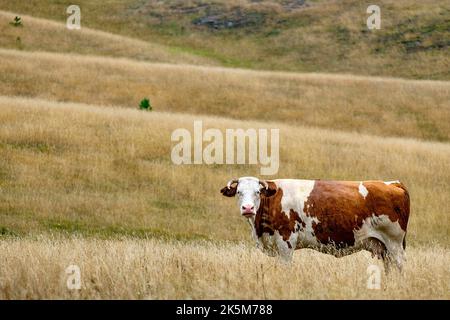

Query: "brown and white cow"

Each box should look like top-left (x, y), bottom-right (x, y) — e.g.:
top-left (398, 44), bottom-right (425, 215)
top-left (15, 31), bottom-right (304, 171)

top-left (221, 177), bottom-right (410, 271)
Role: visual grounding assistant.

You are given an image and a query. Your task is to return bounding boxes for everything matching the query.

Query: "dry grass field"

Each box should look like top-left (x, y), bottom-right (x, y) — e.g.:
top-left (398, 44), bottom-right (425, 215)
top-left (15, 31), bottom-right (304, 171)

top-left (1, 96), bottom-right (449, 246)
top-left (0, 237), bottom-right (448, 299)
top-left (0, 1), bottom-right (449, 300)
top-left (0, 93), bottom-right (449, 299)
top-left (1, 49), bottom-right (449, 141)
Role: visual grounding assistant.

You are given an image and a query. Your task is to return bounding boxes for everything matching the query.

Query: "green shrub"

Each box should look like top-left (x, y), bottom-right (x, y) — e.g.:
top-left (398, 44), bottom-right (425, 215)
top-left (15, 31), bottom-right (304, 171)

top-left (139, 98), bottom-right (152, 111)
top-left (10, 16), bottom-right (22, 27)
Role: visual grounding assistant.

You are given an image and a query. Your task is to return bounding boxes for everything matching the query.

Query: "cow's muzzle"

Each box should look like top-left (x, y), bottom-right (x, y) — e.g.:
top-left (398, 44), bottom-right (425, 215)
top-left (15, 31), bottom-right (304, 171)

top-left (241, 204), bottom-right (255, 217)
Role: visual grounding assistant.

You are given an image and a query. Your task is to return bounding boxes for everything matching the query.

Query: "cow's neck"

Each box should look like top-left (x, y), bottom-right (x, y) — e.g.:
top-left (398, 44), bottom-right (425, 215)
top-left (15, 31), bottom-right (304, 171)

top-left (253, 188), bottom-right (284, 238)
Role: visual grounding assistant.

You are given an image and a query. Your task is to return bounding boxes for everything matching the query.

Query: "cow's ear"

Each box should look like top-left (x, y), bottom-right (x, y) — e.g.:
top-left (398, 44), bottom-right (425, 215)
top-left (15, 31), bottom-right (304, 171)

top-left (220, 186), bottom-right (237, 197)
top-left (260, 182), bottom-right (277, 197)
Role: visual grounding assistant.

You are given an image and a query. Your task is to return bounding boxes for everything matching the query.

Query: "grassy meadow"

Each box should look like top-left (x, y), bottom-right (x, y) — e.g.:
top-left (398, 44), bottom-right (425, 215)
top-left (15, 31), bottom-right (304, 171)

top-left (1, 96), bottom-right (449, 245)
top-left (0, 10), bottom-right (216, 65)
top-left (1, 49), bottom-right (449, 141)
top-left (0, 0), bottom-right (449, 299)
top-left (0, 238), bottom-right (448, 299)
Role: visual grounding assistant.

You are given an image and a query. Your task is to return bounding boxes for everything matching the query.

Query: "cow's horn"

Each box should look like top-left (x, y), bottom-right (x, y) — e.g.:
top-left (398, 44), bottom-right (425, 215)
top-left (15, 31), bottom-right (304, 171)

top-left (227, 179), bottom-right (239, 189)
top-left (259, 180), bottom-right (268, 190)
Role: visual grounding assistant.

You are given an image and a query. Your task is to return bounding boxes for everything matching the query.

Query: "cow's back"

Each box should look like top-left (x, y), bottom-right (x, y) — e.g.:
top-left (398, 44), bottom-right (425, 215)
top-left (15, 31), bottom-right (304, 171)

top-left (273, 179), bottom-right (410, 248)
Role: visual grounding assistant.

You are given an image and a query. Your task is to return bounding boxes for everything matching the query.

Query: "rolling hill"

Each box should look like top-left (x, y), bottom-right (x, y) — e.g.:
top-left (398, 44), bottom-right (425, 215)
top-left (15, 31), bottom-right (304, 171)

top-left (0, 95), bottom-right (449, 299)
top-left (0, 10), bottom-right (216, 65)
top-left (1, 48), bottom-right (449, 141)
top-left (0, 1), bottom-right (449, 299)
top-left (1, 96), bottom-right (448, 246)
top-left (0, 0), bottom-right (448, 79)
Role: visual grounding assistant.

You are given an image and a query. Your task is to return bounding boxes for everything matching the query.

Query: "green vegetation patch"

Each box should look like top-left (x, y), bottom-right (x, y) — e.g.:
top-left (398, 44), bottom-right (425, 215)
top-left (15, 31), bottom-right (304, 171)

top-left (1, 140), bottom-right (64, 155)
top-left (376, 16), bottom-right (450, 53)
top-left (0, 226), bottom-right (19, 237)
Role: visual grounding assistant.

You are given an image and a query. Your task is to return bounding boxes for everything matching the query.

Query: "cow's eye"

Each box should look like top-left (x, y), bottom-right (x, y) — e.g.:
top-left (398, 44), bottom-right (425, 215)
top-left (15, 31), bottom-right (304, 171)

top-left (256, 191), bottom-right (260, 195)
top-left (237, 191), bottom-right (242, 196)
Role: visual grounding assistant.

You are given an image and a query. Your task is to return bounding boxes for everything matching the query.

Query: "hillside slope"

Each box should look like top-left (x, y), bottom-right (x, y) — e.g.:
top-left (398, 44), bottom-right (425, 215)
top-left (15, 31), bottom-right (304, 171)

top-left (0, 10), bottom-right (216, 65)
top-left (0, 96), bottom-right (449, 245)
top-left (1, 1), bottom-right (449, 301)
top-left (1, 49), bottom-right (449, 141)
top-left (1, 0), bottom-right (448, 79)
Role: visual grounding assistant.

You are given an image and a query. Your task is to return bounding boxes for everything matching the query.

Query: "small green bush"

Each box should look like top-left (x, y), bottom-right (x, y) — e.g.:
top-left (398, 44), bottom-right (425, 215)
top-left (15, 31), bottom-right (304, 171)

top-left (10, 16), bottom-right (22, 27)
top-left (139, 98), bottom-right (152, 111)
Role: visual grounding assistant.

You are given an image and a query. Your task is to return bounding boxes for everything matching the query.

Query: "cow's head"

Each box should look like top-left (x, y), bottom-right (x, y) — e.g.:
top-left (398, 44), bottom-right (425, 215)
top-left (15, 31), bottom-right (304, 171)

top-left (220, 177), bottom-right (277, 218)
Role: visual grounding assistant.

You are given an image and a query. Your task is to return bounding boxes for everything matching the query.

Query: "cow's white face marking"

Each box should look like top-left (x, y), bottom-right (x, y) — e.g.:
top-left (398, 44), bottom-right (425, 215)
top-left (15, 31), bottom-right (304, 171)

top-left (236, 176), bottom-right (261, 218)
top-left (384, 180), bottom-right (400, 185)
top-left (359, 182), bottom-right (369, 199)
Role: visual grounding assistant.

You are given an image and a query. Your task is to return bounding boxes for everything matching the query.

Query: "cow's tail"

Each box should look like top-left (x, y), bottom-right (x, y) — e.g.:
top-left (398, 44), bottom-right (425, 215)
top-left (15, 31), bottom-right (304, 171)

top-left (393, 181), bottom-right (410, 250)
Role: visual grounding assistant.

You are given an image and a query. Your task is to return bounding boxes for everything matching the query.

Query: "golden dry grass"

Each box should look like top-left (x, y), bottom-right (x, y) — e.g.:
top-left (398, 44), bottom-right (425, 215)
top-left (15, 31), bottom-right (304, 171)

top-left (0, 10), bottom-right (216, 65)
top-left (1, 96), bottom-right (449, 246)
top-left (1, 49), bottom-right (449, 141)
top-left (0, 2), bottom-right (449, 299)
top-left (0, 237), bottom-right (448, 299)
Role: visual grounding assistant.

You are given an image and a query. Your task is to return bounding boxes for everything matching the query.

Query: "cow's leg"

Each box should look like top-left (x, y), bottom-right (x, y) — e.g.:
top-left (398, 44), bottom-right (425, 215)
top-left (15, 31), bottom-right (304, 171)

top-left (274, 232), bottom-right (294, 263)
top-left (363, 237), bottom-right (392, 272)
top-left (364, 237), bottom-right (387, 260)
top-left (371, 239), bottom-right (405, 273)
top-left (362, 237), bottom-right (401, 274)
top-left (382, 250), bottom-right (393, 274)
top-left (278, 248), bottom-right (294, 263)
top-left (381, 229), bottom-right (406, 273)
top-left (384, 244), bottom-right (405, 272)
top-left (361, 215), bottom-right (406, 273)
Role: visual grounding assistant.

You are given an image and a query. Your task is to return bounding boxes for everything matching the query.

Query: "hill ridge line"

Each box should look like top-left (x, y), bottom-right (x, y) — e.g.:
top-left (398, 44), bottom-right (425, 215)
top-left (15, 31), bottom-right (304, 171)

top-left (1, 46), bottom-right (449, 86)
top-left (0, 10), bottom-right (171, 49)
top-left (0, 10), bottom-right (215, 65)
top-left (2, 46), bottom-right (449, 86)
top-left (0, 10), bottom-right (167, 47)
